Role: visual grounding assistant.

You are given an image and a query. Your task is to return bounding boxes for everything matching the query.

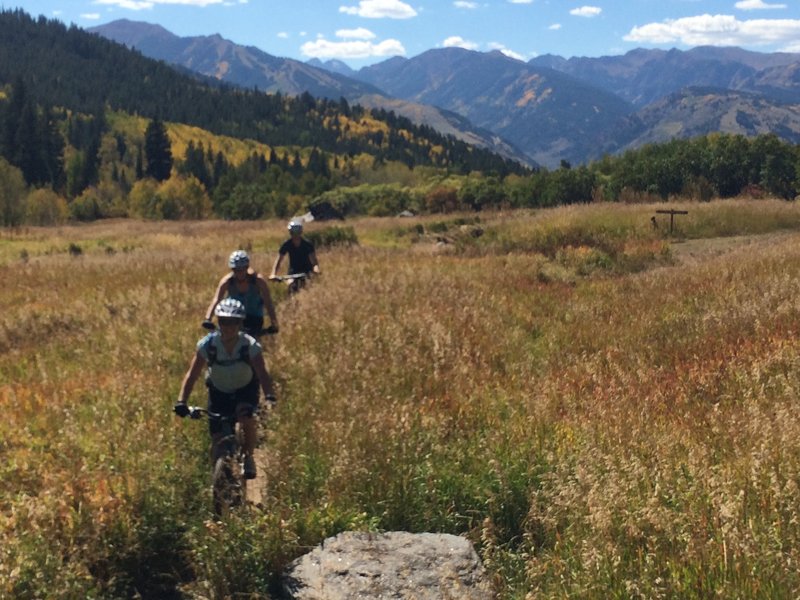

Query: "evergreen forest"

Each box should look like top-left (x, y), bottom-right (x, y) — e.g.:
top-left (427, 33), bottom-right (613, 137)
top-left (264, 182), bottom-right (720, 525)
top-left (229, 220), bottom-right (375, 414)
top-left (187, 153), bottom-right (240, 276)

top-left (1, 8), bottom-right (800, 227)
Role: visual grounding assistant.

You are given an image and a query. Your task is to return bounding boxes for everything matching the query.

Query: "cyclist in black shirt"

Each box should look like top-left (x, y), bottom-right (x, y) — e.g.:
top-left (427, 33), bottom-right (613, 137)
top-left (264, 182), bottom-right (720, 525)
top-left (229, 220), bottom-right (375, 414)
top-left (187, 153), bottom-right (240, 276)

top-left (270, 220), bottom-right (320, 288)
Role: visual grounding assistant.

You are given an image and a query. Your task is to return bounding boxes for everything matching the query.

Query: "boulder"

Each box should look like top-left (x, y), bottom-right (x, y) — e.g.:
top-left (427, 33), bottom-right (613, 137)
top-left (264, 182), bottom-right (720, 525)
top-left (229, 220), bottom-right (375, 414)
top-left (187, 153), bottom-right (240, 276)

top-left (282, 531), bottom-right (493, 600)
top-left (309, 201), bottom-right (344, 221)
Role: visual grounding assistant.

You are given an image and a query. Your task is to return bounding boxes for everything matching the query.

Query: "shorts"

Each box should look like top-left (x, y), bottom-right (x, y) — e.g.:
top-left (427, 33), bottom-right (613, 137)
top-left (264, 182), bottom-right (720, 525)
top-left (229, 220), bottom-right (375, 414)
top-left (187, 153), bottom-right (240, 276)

top-left (243, 315), bottom-right (264, 337)
top-left (206, 376), bottom-right (259, 435)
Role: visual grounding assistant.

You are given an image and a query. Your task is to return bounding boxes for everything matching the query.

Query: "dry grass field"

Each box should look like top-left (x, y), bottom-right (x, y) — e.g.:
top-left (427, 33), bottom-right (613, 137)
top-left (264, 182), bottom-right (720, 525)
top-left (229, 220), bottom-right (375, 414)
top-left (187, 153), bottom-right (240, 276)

top-left (3, 199), bottom-right (800, 598)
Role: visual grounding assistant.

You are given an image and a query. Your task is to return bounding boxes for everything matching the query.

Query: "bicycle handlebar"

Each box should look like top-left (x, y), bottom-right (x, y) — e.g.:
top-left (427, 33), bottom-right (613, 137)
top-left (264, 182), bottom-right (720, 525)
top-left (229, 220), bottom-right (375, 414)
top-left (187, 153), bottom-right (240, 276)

top-left (175, 401), bottom-right (275, 420)
top-left (201, 321), bottom-right (278, 337)
top-left (186, 406), bottom-right (227, 420)
top-left (269, 273), bottom-right (308, 282)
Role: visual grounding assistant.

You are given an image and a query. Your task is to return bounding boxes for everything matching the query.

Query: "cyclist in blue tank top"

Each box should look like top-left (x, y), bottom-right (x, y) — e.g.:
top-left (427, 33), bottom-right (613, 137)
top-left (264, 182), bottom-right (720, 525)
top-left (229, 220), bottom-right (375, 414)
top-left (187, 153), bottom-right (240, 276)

top-left (204, 250), bottom-right (279, 337)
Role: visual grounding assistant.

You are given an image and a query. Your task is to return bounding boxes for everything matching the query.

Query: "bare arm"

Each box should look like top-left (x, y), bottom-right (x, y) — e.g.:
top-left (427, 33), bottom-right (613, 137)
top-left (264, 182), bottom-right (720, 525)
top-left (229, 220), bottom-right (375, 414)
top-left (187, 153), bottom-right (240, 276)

top-left (204, 275), bottom-right (230, 321)
top-left (178, 351), bottom-right (207, 404)
top-left (250, 352), bottom-right (275, 400)
top-left (256, 274), bottom-right (278, 327)
top-left (270, 253), bottom-right (285, 279)
top-left (309, 251), bottom-right (320, 274)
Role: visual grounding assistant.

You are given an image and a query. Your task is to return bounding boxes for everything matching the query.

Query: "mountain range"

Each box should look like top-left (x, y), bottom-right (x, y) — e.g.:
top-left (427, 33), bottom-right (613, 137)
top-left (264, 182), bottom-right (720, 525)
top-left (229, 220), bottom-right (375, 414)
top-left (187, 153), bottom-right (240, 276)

top-left (89, 20), bottom-right (800, 169)
top-left (87, 20), bottom-right (530, 167)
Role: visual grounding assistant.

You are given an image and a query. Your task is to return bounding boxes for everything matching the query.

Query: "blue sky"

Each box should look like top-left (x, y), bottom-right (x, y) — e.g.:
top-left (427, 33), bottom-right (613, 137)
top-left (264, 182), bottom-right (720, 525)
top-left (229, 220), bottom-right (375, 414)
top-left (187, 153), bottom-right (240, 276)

top-left (11, 0), bottom-right (800, 68)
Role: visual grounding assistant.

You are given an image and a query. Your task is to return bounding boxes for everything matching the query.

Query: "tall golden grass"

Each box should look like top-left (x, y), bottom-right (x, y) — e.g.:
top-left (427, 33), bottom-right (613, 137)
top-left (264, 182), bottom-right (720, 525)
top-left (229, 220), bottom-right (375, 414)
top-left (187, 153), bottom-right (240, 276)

top-left (3, 200), bottom-right (800, 598)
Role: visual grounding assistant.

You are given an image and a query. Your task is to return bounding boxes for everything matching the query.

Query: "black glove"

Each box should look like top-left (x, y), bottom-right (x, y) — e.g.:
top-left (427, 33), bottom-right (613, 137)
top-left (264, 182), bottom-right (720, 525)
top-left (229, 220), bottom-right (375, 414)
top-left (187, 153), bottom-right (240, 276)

top-left (174, 402), bottom-right (190, 418)
top-left (202, 319), bottom-right (215, 330)
top-left (264, 324), bottom-right (279, 334)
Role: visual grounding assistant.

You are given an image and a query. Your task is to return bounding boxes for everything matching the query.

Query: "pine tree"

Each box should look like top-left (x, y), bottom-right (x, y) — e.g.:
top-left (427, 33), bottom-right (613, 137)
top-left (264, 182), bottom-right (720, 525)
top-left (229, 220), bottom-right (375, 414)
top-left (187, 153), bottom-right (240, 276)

top-left (39, 106), bottom-right (65, 191)
top-left (144, 118), bottom-right (172, 181)
top-left (135, 145), bottom-right (144, 180)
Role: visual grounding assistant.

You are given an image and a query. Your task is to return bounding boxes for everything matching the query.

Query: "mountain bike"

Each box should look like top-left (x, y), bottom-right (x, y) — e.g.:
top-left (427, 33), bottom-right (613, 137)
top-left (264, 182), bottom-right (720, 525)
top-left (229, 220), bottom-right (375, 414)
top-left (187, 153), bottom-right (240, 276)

top-left (181, 406), bottom-right (248, 517)
top-left (270, 272), bottom-right (309, 295)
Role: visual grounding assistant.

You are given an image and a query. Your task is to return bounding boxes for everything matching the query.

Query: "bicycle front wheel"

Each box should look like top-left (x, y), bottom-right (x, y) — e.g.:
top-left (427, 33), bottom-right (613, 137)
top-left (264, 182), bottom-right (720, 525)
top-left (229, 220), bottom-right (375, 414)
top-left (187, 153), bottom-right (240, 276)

top-left (212, 455), bottom-right (245, 516)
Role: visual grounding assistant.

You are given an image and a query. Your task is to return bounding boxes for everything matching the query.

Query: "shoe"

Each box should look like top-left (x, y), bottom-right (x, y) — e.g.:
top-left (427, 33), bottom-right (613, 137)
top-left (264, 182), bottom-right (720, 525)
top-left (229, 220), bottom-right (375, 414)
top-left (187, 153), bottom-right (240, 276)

top-left (243, 455), bottom-right (257, 480)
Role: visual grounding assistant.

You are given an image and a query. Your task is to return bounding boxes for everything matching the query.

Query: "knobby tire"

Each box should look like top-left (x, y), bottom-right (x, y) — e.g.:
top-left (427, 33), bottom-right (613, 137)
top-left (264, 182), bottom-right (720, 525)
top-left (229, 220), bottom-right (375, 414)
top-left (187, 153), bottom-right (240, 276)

top-left (212, 454), bottom-right (245, 517)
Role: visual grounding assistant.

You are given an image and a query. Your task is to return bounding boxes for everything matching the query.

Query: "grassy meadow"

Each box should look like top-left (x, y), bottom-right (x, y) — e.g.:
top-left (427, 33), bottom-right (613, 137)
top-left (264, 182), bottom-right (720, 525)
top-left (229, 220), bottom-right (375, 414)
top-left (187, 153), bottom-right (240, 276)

top-left (3, 199), bottom-right (800, 598)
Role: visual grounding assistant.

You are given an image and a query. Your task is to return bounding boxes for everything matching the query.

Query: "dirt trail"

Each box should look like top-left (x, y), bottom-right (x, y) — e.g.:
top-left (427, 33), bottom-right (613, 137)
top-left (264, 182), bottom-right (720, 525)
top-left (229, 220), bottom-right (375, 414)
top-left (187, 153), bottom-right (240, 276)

top-left (246, 407), bottom-right (277, 507)
top-left (246, 446), bottom-right (268, 506)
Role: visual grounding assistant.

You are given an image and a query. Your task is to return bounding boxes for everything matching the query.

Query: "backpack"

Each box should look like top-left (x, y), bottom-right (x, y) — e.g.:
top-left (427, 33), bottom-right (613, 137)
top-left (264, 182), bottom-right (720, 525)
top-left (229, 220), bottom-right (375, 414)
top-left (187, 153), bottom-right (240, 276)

top-left (203, 334), bottom-right (251, 367)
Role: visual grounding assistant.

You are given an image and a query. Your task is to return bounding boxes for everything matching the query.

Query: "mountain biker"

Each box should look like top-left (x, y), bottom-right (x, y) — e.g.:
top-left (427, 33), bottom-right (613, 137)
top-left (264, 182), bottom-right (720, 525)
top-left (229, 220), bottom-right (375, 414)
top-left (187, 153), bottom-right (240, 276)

top-left (204, 250), bottom-right (279, 336)
top-left (269, 220), bottom-right (321, 285)
top-left (176, 298), bottom-right (276, 479)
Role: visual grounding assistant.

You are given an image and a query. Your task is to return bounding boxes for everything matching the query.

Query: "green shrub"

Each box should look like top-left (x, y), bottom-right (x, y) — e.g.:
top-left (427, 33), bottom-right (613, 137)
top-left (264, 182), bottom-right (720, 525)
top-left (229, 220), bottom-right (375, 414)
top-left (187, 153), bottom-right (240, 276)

top-left (306, 225), bottom-right (358, 248)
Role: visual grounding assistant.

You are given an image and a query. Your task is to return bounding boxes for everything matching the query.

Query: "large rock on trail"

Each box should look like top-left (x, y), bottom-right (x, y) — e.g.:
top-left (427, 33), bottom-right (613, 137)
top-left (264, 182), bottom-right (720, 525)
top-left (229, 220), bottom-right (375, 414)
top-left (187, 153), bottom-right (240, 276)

top-left (282, 531), bottom-right (493, 599)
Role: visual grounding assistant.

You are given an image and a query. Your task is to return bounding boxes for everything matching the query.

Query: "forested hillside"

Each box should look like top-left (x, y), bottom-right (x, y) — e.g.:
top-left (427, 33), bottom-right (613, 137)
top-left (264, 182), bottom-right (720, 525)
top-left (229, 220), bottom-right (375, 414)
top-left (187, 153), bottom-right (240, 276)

top-left (0, 9), bottom-right (530, 223)
top-left (0, 8), bottom-right (799, 229)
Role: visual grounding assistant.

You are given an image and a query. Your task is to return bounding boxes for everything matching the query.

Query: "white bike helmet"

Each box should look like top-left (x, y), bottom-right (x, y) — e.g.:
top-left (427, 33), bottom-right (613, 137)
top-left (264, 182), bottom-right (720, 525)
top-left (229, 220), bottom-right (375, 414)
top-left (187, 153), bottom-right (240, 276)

top-left (288, 220), bottom-right (303, 235)
top-left (214, 298), bottom-right (246, 320)
top-left (228, 250), bottom-right (250, 269)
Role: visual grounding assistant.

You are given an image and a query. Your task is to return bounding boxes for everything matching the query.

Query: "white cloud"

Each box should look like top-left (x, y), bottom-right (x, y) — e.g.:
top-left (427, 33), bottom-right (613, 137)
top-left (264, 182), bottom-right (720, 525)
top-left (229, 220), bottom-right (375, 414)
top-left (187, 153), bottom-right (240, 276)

top-left (339, 0), bottom-right (417, 19)
top-left (81, 13), bottom-right (102, 19)
top-left (301, 37), bottom-right (406, 59)
top-left (94, 0), bottom-right (154, 8)
top-left (336, 27), bottom-right (376, 40)
top-left (277, 32), bottom-right (289, 39)
top-left (94, 0), bottom-right (230, 7)
top-left (548, 23), bottom-right (562, 30)
top-left (488, 42), bottom-right (525, 60)
top-left (735, 0), bottom-right (787, 9)
top-left (624, 14), bottom-right (800, 47)
top-left (454, 1), bottom-right (479, 8)
top-left (508, 0), bottom-right (533, 4)
top-left (443, 35), bottom-right (479, 50)
top-left (570, 6), bottom-right (601, 17)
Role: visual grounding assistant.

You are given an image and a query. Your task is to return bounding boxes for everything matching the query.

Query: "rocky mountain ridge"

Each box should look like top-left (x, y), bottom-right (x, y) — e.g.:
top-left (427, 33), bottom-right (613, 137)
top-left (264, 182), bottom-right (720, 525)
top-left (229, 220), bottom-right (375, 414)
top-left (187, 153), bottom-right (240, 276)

top-left (90, 20), bottom-right (800, 169)
top-left (88, 20), bottom-right (532, 166)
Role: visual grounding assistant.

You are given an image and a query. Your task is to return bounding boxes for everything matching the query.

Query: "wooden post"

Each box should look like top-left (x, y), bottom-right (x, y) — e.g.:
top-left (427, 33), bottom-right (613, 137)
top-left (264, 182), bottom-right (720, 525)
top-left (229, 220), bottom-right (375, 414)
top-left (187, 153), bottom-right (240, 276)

top-left (655, 209), bottom-right (688, 235)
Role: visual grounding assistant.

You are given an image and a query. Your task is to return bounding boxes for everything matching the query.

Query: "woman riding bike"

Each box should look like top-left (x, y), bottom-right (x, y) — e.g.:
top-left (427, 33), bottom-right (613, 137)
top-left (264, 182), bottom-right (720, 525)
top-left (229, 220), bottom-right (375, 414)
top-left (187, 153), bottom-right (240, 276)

top-left (204, 250), bottom-right (279, 337)
top-left (269, 221), bottom-right (320, 290)
top-left (177, 298), bottom-right (276, 479)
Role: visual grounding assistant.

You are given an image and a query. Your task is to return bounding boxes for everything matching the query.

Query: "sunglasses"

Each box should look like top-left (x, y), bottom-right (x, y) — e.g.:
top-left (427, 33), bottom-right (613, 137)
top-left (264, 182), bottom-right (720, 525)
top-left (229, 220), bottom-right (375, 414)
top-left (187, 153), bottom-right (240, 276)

top-left (218, 318), bottom-right (242, 327)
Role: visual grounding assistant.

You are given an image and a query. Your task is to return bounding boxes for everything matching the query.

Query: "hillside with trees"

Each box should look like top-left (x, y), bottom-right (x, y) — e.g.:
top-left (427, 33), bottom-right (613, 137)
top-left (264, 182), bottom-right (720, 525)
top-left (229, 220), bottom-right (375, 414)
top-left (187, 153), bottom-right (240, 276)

top-left (0, 8), bottom-right (799, 229)
top-left (0, 9), bottom-right (529, 224)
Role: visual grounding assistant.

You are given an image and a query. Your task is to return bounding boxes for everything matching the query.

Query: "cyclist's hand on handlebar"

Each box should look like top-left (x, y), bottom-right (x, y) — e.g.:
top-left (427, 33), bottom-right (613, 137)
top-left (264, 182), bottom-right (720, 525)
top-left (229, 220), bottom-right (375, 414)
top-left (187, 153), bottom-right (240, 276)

top-left (264, 324), bottom-right (279, 334)
top-left (202, 319), bottom-right (215, 330)
top-left (174, 402), bottom-right (190, 418)
top-left (265, 393), bottom-right (277, 407)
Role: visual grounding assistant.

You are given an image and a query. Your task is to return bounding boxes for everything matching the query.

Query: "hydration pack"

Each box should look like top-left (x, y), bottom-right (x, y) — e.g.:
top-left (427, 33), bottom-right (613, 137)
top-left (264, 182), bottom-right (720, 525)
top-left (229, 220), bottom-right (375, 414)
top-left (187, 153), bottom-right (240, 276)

top-left (203, 334), bottom-right (251, 367)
